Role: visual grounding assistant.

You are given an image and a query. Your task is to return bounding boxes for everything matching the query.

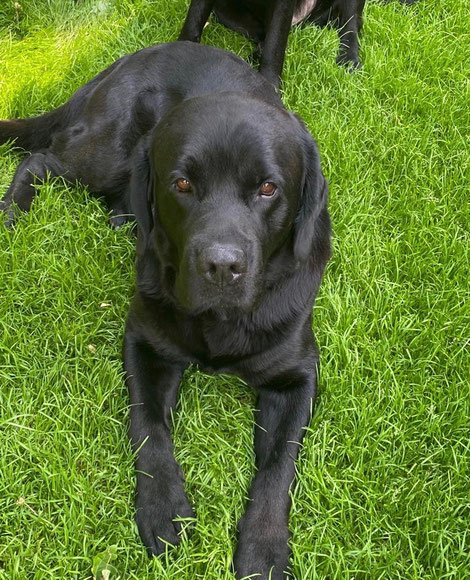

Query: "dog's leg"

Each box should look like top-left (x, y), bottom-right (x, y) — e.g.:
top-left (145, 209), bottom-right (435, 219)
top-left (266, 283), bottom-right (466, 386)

top-left (233, 366), bottom-right (317, 579)
top-left (0, 150), bottom-right (67, 226)
top-left (124, 331), bottom-right (193, 557)
top-left (258, 0), bottom-right (297, 88)
top-left (178, 0), bottom-right (216, 42)
top-left (336, 0), bottom-right (365, 69)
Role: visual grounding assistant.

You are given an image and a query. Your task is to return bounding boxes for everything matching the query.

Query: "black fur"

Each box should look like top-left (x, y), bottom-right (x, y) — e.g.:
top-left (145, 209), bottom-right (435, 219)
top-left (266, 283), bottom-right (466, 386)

top-left (1, 42), bottom-right (331, 579)
top-left (179, 0), bottom-right (418, 86)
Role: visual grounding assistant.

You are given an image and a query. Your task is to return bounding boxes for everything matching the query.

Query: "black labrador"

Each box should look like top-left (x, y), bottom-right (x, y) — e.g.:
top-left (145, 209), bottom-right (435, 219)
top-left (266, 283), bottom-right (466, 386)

top-left (179, 0), bottom-right (419, 86)
top-left (0, 42), bottom-right (331, 579)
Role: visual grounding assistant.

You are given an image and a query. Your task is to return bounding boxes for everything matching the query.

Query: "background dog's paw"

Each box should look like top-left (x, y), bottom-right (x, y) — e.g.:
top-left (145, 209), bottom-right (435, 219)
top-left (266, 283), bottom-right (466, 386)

top-left (135, 486), bottom-right (195, 557)
top-left (108, 206), bottom-right (130, 229)
top-left (109, 214), bottom-right (129, 230)
top-left (1, 202), bottom-right (18, 228)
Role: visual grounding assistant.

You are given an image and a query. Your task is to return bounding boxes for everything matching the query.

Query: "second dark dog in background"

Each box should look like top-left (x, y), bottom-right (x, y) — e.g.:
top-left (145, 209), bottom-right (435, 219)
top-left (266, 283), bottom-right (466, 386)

top-left (180, 0), bottom-right (366, 86)
top-left (179, 0), bottom-right (418, 87)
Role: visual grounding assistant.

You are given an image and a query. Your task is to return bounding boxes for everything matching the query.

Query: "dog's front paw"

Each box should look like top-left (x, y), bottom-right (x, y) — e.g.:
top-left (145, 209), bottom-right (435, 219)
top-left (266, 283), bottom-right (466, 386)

top-left (233, 527), bottom-right (291, 579)
top-left (135, 480), bottom-right (195, 557)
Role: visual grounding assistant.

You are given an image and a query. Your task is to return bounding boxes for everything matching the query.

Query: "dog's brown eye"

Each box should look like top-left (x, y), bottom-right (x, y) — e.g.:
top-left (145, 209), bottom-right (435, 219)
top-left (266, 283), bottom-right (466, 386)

top-left (259, 182), bottom-right (277, 197)
top-left (175, 178), bottom-right (192, 192)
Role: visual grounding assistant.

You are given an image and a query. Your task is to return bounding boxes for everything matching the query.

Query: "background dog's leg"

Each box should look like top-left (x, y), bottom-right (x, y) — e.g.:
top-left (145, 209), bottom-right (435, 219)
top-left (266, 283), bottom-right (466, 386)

top-left (124, 332), bottom-right (193, 557)
top-left (336, 0), bottom-right (365, 69)
top-left (178, 0), bottom-right (216, 42)
top-left (213, 0), bottom-right (265, 59)
top-left (259, 0), bottom-right (297, 88)
top-left (0, 151), bottom-right (67, 226)
top-left (233, 367), bottom-right (317, 579)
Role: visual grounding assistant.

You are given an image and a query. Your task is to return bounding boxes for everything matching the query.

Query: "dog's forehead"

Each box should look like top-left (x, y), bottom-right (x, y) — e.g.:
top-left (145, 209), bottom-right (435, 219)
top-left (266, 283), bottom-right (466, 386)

top-left (153, 94), bottom-right (303, 183)
top-left (158, 95), bottom-right (299, 152)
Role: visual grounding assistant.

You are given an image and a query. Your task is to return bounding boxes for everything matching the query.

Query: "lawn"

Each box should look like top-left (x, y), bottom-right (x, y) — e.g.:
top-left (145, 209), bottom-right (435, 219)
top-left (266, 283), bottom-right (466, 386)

top-left (0, 0), bottom-right (468, 578)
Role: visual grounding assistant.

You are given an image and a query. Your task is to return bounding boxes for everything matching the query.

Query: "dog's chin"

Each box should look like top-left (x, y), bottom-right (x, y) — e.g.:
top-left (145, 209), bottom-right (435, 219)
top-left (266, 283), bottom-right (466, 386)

top-left (178, 292), bottom-right (258, 316)
top-left (174, 279), bottom-right (259, 316)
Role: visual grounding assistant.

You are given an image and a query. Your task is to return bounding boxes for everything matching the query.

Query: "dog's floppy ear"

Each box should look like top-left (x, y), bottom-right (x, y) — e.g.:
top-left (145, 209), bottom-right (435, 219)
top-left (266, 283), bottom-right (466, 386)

top-left (129, 137), bottom-right (154, 241)
top-left (293, 117), bottom-right (329, 262)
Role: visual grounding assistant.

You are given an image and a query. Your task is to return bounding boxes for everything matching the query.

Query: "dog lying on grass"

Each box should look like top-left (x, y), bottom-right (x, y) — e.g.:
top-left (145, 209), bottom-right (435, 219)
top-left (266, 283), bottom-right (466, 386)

top-left (0, 41), bottom-right (331, 579)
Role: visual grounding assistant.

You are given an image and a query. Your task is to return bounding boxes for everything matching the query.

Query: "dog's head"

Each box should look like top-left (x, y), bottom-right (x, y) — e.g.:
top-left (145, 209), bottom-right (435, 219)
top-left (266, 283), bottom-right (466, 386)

top-left (130, 93), bottom-right (328, 313)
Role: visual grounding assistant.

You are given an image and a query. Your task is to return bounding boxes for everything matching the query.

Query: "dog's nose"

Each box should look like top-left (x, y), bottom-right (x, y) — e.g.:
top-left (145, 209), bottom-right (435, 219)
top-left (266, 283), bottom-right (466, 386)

top-left (198, 245), bottom-right (247, 286)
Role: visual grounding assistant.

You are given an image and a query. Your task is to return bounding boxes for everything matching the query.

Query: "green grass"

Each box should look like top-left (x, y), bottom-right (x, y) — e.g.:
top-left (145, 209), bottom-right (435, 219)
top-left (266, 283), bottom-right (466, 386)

top-left (0, 0), bottom-right (469, 578)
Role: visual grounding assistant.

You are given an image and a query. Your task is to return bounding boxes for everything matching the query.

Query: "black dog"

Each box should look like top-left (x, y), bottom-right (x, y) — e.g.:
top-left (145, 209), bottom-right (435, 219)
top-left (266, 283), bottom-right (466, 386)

top-left (1, 42), bottom-right (331, 579)
top-left (179, 0), bottom-right (419, 86)
top-left (180, 0), bottom-right (366, 86)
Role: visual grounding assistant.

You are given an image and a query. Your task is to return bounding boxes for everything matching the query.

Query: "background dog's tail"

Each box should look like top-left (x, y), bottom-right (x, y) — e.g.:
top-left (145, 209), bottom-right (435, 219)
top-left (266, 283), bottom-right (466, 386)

top-left (0, 106), bottom-right (67, 151)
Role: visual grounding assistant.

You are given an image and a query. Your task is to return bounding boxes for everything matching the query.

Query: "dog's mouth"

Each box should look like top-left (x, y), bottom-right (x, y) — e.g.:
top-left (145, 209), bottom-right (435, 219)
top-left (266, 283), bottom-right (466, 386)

top-left (174, 269), bottom-right (260, 313)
